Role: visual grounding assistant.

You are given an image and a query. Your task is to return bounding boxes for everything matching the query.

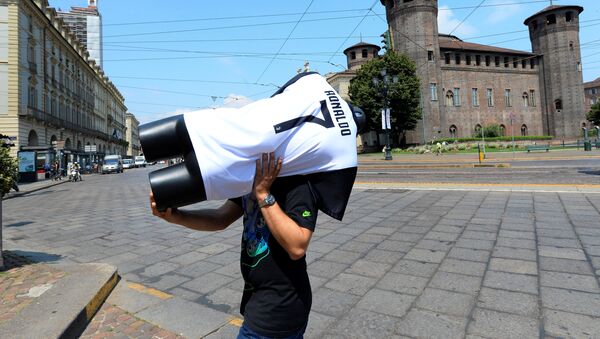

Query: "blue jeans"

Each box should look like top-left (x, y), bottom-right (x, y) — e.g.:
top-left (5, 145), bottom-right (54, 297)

top-left (236, 321), bottom-right (306, 339)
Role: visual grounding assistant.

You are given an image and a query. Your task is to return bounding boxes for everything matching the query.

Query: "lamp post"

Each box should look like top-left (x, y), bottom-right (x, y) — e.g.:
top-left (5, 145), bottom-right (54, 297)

top-left (373, 68), bottom-right (398, 161)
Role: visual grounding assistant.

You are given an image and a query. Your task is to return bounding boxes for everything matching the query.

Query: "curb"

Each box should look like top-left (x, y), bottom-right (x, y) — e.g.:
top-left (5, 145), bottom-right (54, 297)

top-left (0, 263), bottom-right (119, 339)
top-left (61, 269), bottom-right (120, 338)
top-left (359, 163), bottom-right (511, 169)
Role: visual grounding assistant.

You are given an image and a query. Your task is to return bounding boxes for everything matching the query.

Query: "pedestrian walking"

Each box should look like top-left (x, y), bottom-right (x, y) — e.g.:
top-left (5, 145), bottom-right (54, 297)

top-left (150, 152), bottom-right (317, 338)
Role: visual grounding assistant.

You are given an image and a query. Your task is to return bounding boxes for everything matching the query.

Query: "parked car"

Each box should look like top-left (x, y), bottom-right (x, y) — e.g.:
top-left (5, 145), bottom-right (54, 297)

top-left (134, 155), bottom-right (147, 168)
top-left (102, 155), bottom-right (123, 174)
top-left (123, 158), bottom-right (134, 169)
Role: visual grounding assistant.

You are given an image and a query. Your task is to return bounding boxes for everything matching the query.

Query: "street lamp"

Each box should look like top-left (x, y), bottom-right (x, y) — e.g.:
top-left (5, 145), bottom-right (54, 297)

top-left (373, 68), bottom-right (398, 161)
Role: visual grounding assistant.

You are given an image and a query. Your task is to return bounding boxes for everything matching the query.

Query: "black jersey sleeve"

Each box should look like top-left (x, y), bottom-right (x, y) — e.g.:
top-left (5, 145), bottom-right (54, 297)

top-left (275, 176), bottom-right (318, 231)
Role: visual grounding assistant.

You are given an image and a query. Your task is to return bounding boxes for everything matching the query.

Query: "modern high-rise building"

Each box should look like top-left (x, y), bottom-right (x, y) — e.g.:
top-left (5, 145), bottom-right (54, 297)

top-left (57, 0), bottom-right (102, 68)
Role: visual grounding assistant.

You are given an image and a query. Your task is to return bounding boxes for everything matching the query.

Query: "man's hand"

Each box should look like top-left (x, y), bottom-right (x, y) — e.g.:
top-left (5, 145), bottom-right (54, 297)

top-left (253, 152), bottom-right (282, 201)
top-left (150, 192), bottom-right (178, 223)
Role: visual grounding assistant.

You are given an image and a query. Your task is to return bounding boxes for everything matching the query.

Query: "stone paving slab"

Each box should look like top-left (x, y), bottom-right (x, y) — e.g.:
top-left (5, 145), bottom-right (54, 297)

top-left (3, 169), bottom-right (600, 338)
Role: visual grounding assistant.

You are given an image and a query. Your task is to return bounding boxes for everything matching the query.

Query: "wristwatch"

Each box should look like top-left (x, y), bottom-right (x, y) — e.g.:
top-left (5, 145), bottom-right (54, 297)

top-left (258, 193), bottom-right (276, 208)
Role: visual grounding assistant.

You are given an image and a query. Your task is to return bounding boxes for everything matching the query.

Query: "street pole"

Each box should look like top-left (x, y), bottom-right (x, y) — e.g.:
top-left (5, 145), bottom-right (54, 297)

top-left (510, 112), bottom-right (515, 158)
top-left (374, 68), bottom-right (395, 161)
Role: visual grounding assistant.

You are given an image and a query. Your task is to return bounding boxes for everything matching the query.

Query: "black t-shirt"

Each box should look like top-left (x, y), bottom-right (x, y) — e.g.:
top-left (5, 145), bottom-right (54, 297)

top-left (230, 175), bottom-right (317, 337)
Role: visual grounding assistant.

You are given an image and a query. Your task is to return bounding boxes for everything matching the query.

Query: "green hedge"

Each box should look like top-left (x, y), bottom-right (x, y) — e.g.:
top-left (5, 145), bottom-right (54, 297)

top-left (430, 136), bottom-right (553, 144)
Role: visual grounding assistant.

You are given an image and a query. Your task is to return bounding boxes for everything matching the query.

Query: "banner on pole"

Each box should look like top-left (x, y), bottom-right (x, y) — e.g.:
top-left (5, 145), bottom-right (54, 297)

top-left (381, 108), bottom-right (391, 130)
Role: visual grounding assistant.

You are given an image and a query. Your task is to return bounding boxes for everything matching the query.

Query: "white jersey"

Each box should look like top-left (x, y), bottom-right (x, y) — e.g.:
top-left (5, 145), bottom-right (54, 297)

top-left (183, 73), bottom-right (358, 201)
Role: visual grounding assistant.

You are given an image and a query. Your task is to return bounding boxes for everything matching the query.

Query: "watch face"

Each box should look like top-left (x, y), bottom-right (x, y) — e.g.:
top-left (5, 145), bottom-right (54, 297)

top-left (265, 194), bottom-right (276, 205)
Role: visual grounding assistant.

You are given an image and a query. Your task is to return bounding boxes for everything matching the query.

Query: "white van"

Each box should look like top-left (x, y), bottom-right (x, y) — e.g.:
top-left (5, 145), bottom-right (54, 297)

top-left (134, 155), bottom-right (146, 168)
top-left (102, 155), bottom-right (123, 174)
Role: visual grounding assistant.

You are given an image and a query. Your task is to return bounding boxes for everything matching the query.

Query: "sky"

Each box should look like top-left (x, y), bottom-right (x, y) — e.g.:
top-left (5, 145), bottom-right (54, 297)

top-left (46, 0), bottom-right (600, 124)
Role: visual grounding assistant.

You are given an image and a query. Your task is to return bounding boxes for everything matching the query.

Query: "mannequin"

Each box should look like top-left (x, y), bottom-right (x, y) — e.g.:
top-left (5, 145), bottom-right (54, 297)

top-left (140, 72), bottom-right (366, 220)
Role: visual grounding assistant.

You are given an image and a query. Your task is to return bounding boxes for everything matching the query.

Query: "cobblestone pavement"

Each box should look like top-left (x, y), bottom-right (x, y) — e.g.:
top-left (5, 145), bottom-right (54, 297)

top-left (0, 251), bottom-right (66, 324)
top-left (3, 166), bottom-right (600, 338)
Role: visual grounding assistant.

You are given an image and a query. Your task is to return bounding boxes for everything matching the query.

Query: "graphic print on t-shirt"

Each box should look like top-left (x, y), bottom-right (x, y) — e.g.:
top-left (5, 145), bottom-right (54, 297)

top-left (241, 196), bottom-right (270, 268)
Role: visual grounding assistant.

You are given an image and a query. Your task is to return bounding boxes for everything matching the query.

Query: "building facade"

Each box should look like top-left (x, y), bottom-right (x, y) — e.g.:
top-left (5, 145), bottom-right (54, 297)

top-left (0, 0), bottom-right (126, 175)
top-left (584, 77), bottom-right (600, 115)
top-left (336, 1), bottom-right (587, 144)
top-left (125, 112), bottom-right (140, 157)
top-left (56, 0), bottom-right (102, 68)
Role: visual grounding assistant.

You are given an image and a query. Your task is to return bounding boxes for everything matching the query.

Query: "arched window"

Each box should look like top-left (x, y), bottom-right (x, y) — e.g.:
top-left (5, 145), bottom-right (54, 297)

top-left (445, 90), bottom-right (454, 107)
top-left (77, 140), bottom-right (82, 151)
top-left (449, 125), bottom-right (457, 138)
top-left (475, 124), bottom-right (482, 136)
top-left (27, 130), bottom-right (38, 146)
top-left (521, 124), bottom-right (528, 136)
top-left (65, 138), bottom-right (71, 149)
top-left (555, 99), bottom-right (562, 110)
top-left (522, 92), bottom-right (529, 107)
top-left (500, 124), bottom-right (506, 136)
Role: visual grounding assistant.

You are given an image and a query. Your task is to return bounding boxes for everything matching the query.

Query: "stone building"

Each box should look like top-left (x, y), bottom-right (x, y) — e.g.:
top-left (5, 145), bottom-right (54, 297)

top-left (0, 0), bottom-right (127, 173)
top-left (584, 77), bottom-right (600, 115)
top-left (329, 1), bottom-right (587, 145)
top-left (125, 112), bottom-right (141, 157)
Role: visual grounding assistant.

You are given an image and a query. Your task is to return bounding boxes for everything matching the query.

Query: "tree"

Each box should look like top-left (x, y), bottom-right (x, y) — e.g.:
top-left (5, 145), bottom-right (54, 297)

top-left (587, 102), bottom-right (600, 126)
top-left (0, 135), bottom-right (18, 270)
top-left (0, 136), bottom-right (17, 197)
top-left (348, 51), bottom-right (422, 145)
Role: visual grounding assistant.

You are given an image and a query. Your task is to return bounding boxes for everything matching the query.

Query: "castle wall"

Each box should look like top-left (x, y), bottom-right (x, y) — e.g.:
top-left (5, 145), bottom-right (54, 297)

top-left (440, 64), bottom-right (543, 138)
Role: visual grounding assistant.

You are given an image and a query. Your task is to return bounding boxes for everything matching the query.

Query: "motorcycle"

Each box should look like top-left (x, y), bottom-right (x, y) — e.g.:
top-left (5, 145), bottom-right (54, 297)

top-left (69, 169), bottom-right (82, 182)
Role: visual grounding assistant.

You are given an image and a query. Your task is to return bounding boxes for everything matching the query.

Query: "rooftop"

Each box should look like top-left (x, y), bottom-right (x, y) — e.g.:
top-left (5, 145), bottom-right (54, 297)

top-left (438, 34), bottom-right (533, 56)
top-left (524, 5), bottom-right (583, 25)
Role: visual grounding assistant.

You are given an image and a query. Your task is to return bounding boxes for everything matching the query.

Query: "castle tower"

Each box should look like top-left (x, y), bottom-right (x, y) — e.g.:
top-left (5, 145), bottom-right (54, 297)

top-left (525, 5), bottom-right (585, 138)
top-left (380, 0), bottom-right (444, 143)
top-left (343, 42), bottom-right (381, 71)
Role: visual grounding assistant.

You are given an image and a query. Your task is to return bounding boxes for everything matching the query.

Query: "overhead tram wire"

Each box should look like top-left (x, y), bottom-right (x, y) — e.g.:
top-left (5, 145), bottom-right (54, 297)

top-left (103, 36), bottom-right (381, 45)
top-left (97, 1), bottom-right (559, 27)
top-left (103, 8), bottom-right (371, 26)
top-left (326, 0), bottom-right (380, 64)
top-left (254, 0), bottom-right (315, 83)
top-left (101, 1), bottom-right (561, 39)
top-left (449, 0), bottom-right (486, 36)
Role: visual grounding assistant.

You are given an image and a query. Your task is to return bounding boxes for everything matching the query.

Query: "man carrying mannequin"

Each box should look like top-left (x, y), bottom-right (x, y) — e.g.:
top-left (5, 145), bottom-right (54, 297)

top-left (150, 152), bottom-right (317, 338)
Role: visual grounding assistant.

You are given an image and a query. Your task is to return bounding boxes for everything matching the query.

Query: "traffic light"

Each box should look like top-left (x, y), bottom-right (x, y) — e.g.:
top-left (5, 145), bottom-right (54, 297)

top-left (381, 30), bottom-right (391, 51)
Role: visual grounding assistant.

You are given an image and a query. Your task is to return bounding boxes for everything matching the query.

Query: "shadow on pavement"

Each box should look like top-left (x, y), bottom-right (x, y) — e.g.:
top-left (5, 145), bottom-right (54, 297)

top-left (578, 169), bottom-right (600, 176)
top-left (4, 221), bottom-right (34, 228)
top-left (6, 250), bottom-right (64, 264)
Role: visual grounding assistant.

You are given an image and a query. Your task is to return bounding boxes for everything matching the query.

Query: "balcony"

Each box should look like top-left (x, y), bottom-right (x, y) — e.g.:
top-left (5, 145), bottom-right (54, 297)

top-left (19, 106), bottom-right (110, 141)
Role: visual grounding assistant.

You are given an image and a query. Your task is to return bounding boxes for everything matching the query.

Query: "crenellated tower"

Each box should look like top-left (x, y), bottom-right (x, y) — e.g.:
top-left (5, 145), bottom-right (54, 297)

top-left (380, 0), bottom-right (444, 144)
top-left (525, 5), bottom-right (585, 138)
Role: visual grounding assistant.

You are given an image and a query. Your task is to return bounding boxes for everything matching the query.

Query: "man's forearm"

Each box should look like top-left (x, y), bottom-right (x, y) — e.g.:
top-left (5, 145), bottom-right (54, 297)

top-left (168, 201), bottom-right (242, 232)
top-left (260, 203), bottom-right (312, 260)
